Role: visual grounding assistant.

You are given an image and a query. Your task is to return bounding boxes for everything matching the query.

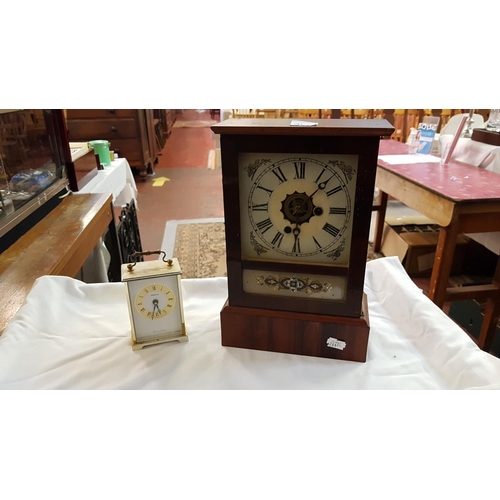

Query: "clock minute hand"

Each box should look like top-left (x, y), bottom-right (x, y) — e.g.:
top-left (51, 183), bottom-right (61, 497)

top-left (310, 174), bottom-right (335, 197)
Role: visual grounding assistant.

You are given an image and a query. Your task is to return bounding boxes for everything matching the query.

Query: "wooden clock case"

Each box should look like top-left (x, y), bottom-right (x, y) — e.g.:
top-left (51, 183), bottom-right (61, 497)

top-left (212, 119), bottom-right (394, 362)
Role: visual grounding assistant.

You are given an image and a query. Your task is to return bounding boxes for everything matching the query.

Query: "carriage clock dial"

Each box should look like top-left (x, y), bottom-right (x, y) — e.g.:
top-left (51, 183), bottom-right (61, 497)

top-left (134, 283), bottom-right (176, 319)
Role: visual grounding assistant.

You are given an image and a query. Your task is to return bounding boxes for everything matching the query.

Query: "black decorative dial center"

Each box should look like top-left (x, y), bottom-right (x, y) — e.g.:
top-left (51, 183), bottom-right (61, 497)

top-left (281, 191), bottom-right (318, 224)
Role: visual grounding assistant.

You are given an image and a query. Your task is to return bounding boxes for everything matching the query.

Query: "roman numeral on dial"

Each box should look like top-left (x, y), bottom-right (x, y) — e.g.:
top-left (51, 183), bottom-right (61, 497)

top-left (329, 207), bottom-right (346, 215)
top-left (272, 167), bottom-right (287, 183)
top-left (271, 231), bottom-right (284, 248)
top-left (257, 185), bottom-right (273, 196)
top-left (256, 218), bottom-right (273, 234)
top-left (252, 202), bottom-right (268, 212)
top-left (294, 162), bottom-right (306, 179)
top-left (323, 222), bottom-right (340, 238)
top-left (326, 185), bottom-right (342, 197)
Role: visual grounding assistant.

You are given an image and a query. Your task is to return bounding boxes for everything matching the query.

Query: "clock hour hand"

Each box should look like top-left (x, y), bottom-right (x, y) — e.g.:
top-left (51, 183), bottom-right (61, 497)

top-left (152, 299), bottom-right (160, 319)
top-left (292, 226), bottom-right (301, 253)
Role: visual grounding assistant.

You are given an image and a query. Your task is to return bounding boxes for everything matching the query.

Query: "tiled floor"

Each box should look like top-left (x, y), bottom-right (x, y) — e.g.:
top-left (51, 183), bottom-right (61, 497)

top-left (135, 109), bottom-right (224, 259)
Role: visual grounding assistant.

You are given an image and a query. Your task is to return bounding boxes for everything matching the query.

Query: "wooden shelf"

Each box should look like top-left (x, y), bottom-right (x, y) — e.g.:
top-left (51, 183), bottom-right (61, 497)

top-left (0, 193), bottom-right (114, 335)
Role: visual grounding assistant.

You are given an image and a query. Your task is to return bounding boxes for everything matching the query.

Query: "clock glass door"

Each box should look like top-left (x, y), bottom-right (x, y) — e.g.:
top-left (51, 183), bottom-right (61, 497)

top-left (239, 152), bottom-right (358, 266)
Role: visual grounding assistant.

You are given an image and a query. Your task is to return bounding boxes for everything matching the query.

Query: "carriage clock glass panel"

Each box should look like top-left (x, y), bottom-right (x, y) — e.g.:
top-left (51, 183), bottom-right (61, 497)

top-left (238, 152), bottom-right (358, 300)
top-left (126, 276), bottom-right (183, 342)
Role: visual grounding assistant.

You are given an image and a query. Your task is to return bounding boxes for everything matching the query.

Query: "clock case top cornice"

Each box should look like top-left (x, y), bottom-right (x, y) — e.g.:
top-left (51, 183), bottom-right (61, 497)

top-left (212, 119), bottom-right (394, 137)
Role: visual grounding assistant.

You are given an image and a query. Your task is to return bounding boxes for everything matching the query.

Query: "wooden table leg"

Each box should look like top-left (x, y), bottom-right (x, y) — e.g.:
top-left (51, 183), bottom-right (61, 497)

top-left (428, 218), bottom-right (459, 308)
top-left (373, 191), bottom-right (388, 253)
top-left (106, 204), bottom-right (123, 282)
top-left (478, 256), bottom-right (500, 352)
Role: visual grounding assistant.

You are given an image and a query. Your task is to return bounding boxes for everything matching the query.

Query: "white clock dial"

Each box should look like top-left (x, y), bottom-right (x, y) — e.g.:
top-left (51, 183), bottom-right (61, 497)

top-left (239, 153), bottom-right (358, 265)
top-left (134, 283), bottom-right (176, 319)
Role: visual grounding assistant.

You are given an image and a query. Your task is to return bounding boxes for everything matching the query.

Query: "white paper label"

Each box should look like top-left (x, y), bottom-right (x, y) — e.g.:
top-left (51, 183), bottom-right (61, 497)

top-left (290, 120), bottom-right (318, 126)
top-left (326, 337), bottom-right (346, 350)
top-left (378, 154), bottom-right (441, 165)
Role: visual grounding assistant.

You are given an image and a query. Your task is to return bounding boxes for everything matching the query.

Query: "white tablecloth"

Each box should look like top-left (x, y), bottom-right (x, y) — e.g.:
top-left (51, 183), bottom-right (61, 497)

top-left (76, 157), bottom-right (139, 282)
top-left (1, 257), bottom-right (499, 389)
top-left (78, 157), bottom-right (138, 207)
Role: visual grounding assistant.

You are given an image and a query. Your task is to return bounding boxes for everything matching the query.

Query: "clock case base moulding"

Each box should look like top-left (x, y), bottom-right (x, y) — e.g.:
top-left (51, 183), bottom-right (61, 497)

top-left (220, 294), bottom-right (370, 363)
top-left (131, 331), bottom-right (188, 351)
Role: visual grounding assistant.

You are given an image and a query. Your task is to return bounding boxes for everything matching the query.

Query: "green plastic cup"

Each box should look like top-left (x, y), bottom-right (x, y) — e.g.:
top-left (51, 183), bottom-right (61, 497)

top-left (89, 140), bottom-right (112, 167)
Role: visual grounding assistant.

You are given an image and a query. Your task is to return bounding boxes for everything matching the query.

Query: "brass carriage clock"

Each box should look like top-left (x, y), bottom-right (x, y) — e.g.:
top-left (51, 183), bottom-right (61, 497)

top-left (122, 252), bottom-right (188, 350)
top-left (211, 118), bottom-right (393, 362)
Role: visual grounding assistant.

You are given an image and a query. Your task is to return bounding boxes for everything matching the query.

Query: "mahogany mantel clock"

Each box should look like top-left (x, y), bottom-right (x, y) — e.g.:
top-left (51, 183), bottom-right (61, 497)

top-left (211, 118), bottom-right (394, 362)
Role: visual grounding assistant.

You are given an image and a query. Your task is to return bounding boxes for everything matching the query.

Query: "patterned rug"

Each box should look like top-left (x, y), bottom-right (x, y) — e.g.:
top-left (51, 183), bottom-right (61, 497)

top-left (173, 120), bottom-right (218, 128)
top-left (161, 218), bottom-right (227, 279)
top-left (162, 219), bottom-right (383, 279)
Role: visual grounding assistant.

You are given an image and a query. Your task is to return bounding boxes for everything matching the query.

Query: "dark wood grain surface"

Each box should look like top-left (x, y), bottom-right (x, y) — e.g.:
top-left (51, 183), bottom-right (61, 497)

top-left (220, 299), bottom-right (370, 362)
top-left (0, 193), bottom-right (113, 335)
top-left (213, 118), bottom-right (394, 137)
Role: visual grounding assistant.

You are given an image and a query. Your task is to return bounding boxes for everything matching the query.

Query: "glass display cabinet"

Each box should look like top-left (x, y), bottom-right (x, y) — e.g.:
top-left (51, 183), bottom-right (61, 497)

top-left (0, 109), bottom-right (70, 252)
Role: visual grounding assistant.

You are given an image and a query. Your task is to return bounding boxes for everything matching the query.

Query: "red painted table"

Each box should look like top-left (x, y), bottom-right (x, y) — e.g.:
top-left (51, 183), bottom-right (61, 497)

top-left (374, 139), bottom-right (500, 352)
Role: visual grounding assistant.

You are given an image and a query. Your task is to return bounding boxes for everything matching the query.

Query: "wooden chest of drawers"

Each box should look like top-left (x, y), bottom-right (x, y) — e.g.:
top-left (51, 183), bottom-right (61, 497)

top-left (65, 109), bottom-right (157, 180)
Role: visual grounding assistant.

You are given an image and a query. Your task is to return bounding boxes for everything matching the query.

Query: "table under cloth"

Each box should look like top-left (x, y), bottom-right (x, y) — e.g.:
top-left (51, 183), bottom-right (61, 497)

top-left (78, 157), bottom-right (138, 207)
top-left (1, 257), bottom-right (499, 389)
top-left (76, 157), bottom-right (139, 283)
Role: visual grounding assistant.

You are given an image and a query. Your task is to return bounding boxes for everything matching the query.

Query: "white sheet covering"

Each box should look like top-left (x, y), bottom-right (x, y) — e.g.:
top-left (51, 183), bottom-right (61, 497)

top-left (1, 257), bottom-right (499, 389)
top-left (77, 157), bottom-right (139, 283)
top-left (78, 157), bottom-right (138, 207)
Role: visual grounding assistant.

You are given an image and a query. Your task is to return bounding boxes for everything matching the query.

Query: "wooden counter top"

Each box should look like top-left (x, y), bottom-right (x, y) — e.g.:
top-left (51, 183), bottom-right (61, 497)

top-left (0, 193), bottom-right (114, 335)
